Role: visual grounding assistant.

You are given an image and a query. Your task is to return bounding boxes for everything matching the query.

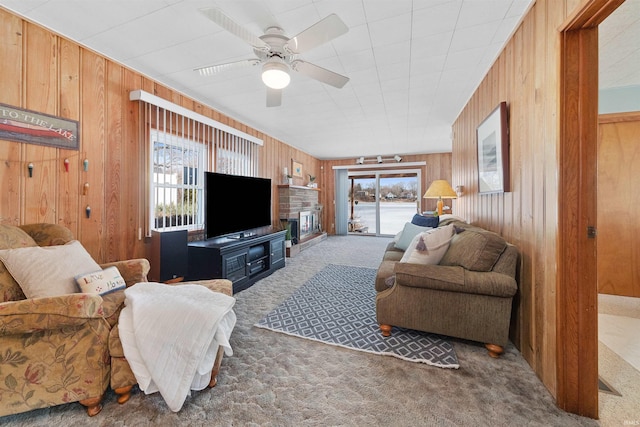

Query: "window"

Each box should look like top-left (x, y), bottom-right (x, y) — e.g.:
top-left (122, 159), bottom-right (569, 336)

top-left (132, 90), bottom-right (264, 236)
top-left (217, 145), bottom-right (256, 176)
top-left (151, 129), bottom-right (206, 231)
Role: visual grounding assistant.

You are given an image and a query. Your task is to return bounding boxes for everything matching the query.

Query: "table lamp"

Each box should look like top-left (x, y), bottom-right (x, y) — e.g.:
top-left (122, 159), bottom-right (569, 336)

top-left (423, 180), bottom-right (457, 215)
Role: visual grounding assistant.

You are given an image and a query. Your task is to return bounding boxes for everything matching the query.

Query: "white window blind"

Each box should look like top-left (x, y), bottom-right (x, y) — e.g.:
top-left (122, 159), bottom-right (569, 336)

top-left (132, 90), bottom-right (262, 235)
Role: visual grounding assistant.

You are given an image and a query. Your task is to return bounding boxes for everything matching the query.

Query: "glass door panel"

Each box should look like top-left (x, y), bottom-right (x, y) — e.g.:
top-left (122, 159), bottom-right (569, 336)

top-left (347, 170), bottom-right (420, 237)
top-left (379, 174), bottom-right (419, 236)
top-left (349, 176), bottom-right (376, 234)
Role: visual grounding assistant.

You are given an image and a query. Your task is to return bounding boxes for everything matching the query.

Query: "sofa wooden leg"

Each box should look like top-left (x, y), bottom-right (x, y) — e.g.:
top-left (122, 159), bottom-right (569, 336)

top-left (208, 370), bottom-right (219, 388)
top-left (380, 324), bottom-right (392, 337)
top-left (485, 343), bottom-right (504, 358)
top-left (79, 396), bottom-right (103, 416)
top-left (114, 385), bottom-right (133, 404)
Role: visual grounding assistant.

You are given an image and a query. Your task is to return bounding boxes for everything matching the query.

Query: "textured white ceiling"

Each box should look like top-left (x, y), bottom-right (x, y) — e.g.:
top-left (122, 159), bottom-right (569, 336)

top-left (1, 0), bottom-right (636, 160)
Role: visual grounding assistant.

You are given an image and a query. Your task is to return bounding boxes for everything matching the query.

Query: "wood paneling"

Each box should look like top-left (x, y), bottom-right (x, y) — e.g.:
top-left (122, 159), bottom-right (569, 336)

top-left (452, 0), bottom-right (626, 418)
top-left (597, 113), bottom-right (640, 297)
top-left (451, 0), bottom-right (593, 405)
top-left (0, 9), bottom-right (23, 225)
top-left (0, 7), bottom-right (319, 265)
top-left (23, 22), bottom-right (57, 225)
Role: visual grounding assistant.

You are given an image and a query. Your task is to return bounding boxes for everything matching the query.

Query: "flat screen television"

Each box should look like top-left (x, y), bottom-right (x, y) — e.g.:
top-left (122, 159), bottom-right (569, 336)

top-left (204, 172), bottom-right (272, 239)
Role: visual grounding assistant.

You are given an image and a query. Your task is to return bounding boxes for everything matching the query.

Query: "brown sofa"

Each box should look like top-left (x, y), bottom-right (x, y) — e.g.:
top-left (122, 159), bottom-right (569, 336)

top-left (375, 218), bottom-right (519, 357)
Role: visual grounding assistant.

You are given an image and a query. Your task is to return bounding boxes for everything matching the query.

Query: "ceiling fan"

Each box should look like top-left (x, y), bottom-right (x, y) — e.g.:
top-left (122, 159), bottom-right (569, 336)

top-left (195, 8), bottom-right (350, 107)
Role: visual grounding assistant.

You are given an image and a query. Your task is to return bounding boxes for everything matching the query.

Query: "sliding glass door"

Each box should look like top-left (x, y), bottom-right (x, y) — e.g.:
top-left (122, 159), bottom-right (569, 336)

top-left (348, 169), bottom-right (421, 237)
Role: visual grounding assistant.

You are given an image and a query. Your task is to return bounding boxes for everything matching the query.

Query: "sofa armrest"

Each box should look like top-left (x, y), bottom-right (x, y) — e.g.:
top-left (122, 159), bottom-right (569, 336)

top-left (463, 270), bottom-right (517, 298)
top-left (0, 293), bottom-right (104, 335)
top-left (393, 262), bottom-right (516, 298)
top-left (100, 258), bottom-right (150, 287)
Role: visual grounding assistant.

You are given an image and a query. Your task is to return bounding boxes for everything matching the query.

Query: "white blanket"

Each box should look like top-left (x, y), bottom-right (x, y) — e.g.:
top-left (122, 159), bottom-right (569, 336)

top-left (118, 282), bottom-right (236, 412)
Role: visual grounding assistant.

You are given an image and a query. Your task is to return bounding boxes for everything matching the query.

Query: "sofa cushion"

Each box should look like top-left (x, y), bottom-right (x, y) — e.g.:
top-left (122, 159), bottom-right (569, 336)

top-left (394, 222), bottom-right (433, 251)
top-left (76, 266), bottom-right (127, 295)
top-left (0, 240), bottom-right (102, 298)
top-left (439, 227), bottom-right (507, 272)
top-left (383, 246), bottom-right (404, 262)
top-left (400, 224), bottom-right (454, 265)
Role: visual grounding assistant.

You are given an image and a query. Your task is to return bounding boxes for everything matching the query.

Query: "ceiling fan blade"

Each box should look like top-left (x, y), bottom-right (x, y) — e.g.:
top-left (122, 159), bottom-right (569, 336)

top-left (199, 7), bottom-right (270, 51)
top-left (194, 59), bottom-right (260, 76)
top-left (284, 14), bottom-right (348, 54)
top-left (291, 60), bottom-right (349, 88)
top-left (266, 87), bottom-right (282, 107)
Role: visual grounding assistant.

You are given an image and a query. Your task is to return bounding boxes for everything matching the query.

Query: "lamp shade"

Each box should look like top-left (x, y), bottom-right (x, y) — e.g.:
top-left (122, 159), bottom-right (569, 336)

top-left (423, 180), bottom-right (458, 199)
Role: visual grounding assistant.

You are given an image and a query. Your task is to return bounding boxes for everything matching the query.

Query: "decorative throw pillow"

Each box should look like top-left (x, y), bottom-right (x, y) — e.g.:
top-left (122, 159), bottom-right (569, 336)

top-left (400, 224), bottom-right (455, 265)
top-left (394, 222), bottom-right (433, 251)
top-left (411, 214), bottom-right (439, 228)
top-left (0, 240), bottom-right (102, 298)
top-left (439, 228), bottom-right (507, 272)
top-left (76, 266), bottom-right (126, 295)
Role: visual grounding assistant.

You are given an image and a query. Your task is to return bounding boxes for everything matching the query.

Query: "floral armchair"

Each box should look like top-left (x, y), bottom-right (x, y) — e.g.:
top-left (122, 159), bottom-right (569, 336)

top-left (0, 223), bottom-right (149, 417)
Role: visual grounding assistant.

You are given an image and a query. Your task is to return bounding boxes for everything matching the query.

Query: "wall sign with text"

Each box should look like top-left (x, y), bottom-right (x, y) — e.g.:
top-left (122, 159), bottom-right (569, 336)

top-left (0, 103), bottom-right (80, 150)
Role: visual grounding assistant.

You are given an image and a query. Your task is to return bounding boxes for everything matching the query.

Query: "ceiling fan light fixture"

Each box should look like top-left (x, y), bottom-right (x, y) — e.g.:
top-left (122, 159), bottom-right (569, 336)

top-left (262, 59), bottom-right (290, 89)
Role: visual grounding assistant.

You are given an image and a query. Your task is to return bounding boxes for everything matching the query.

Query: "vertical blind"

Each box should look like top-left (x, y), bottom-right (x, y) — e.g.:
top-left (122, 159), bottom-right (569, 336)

top-left (132, 90), bottom-right (262, 236)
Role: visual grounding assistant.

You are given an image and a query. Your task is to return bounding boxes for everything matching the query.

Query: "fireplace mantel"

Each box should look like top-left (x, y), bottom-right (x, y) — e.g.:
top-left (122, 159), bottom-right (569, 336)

top-left (277, 184), bottom-right (321, 191)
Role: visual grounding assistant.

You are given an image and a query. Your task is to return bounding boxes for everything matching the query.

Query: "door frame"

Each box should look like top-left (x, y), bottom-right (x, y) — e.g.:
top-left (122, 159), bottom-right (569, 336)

top-left (557, 0), bottom-right (624, 418)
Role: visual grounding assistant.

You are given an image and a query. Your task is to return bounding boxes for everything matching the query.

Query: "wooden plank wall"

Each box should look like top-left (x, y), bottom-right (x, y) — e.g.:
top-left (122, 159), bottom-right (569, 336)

top-left (0, 7), bottom-right (318, 263)
top-left (451, 0), bottom-right (589, 397)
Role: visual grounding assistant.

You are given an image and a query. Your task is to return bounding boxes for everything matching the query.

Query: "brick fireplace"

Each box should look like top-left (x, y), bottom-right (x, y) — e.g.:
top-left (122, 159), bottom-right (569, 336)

top-left (278, 185), bottom-right (322, 245)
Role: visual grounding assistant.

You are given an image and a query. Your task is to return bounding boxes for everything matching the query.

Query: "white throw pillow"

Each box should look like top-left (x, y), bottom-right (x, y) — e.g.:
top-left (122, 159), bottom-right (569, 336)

top-left (76, 266), bottom-right (126, 295)
top-left (0, 240), bottom-right (101, 298)
top-left (400, 224), bottom-right (455, 265)
top-left (394, 222), bottom-right (433, 251)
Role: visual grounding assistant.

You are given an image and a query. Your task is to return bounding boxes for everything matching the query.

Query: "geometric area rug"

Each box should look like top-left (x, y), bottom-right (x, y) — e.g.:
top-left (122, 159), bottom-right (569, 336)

top-left (255, 264), bottom-right (459, 369)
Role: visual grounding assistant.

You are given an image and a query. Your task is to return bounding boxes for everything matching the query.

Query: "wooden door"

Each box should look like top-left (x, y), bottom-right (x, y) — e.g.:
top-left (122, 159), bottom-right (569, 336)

top-left (597, 113), bottom-right (640, 297)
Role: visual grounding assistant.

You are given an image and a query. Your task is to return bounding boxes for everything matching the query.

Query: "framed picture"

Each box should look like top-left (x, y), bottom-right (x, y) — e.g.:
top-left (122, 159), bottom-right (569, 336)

top-left (291, 159), bottom-right (303, 177)
top-left (477, 102), bottom-right (510, 194)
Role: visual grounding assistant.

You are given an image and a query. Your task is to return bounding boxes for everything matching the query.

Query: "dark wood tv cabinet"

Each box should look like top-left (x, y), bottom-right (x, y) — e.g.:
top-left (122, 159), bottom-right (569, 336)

top-left (186, 230), bottom-right (286, 293)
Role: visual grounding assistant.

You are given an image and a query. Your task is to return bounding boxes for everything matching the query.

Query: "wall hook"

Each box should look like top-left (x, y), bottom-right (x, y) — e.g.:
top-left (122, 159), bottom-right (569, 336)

top-left (85, 205), bottom-right (91, 218)
top-left (27, 163), bottom-right (34, 178)
top-left (83, 182), bottom-right (89, 195)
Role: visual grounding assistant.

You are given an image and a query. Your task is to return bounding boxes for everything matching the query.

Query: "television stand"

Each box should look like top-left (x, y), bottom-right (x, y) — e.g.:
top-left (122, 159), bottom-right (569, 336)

top-left (186, 230), bottom-right (286, 293)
